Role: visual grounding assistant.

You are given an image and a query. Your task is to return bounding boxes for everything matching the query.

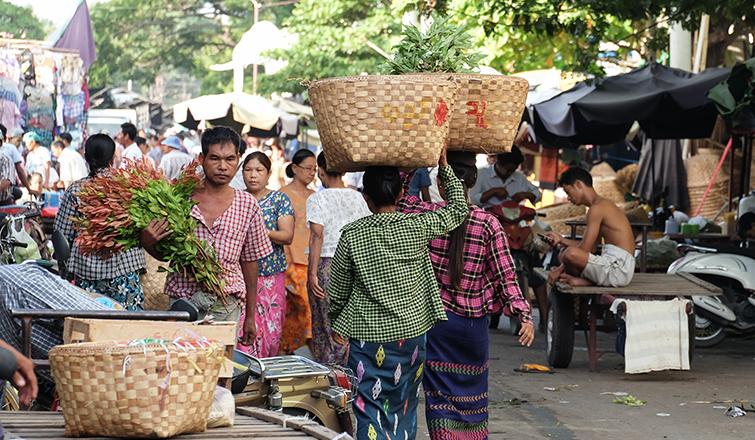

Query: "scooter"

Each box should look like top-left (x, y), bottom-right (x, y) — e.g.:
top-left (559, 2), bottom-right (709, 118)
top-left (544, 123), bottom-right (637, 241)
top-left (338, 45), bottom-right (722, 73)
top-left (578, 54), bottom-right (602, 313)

top-left (667, 241), bottom-right (755, 347)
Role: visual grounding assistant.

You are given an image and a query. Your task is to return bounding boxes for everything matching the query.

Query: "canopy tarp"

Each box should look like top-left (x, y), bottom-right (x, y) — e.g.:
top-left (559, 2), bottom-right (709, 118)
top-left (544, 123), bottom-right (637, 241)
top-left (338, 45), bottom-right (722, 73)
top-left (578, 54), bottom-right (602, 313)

top-left (529, 63), bottom-right (731, 148)
top-left (173, 93), bottom-right (280, 135)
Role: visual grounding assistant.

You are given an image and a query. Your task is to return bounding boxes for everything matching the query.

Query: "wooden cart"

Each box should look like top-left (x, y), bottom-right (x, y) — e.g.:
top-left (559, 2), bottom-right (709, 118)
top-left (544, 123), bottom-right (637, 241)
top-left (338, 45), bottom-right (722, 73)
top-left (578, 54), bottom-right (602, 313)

top-left (541, 270), bottom-right (722, 371)
top-left (0, 407), bottom-right (350, 440)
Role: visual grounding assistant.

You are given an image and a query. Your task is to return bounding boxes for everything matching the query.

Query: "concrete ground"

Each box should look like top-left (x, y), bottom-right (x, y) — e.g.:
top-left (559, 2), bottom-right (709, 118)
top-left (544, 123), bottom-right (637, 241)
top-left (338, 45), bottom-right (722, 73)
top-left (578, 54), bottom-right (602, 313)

top-left (415, 312), bottom-right (755, 439)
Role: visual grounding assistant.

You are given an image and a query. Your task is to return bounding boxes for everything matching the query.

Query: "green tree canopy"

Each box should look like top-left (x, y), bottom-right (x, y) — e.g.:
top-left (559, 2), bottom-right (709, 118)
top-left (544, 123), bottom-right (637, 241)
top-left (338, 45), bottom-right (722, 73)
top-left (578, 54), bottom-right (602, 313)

top-left (0, 0), bottom-right (49, 40)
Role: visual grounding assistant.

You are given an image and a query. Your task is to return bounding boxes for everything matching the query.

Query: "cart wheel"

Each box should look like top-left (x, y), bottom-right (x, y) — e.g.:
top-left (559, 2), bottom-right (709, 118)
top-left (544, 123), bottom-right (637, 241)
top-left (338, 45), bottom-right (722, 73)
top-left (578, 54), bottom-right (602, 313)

top-left (546, 290), bottom-right (574, 368)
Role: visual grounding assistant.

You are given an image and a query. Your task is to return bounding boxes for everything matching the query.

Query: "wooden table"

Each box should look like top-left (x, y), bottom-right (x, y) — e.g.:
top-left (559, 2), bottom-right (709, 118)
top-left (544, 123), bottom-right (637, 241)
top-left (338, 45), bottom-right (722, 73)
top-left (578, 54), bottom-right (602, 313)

top-left (565, 220), bottom-right (652, 272)
top-left (0, 407), bottom-right (350, 440)
top-left (539, 270), bottom-right (722, 372)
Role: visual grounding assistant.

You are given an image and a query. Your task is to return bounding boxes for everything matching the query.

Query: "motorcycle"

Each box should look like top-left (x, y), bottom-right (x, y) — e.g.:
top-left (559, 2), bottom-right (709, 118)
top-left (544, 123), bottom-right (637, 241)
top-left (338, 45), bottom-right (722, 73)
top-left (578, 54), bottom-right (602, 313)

top-left (231, 351), bottom-right (355, 435)
top-left (667, 242), bottom-right (755, 347)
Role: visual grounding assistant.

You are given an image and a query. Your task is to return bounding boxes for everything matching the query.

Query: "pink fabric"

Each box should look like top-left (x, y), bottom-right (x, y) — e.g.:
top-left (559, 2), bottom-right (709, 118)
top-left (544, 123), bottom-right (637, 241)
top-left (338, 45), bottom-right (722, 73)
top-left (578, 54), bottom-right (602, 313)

top-left (166, 190), bottom-right (273, 299)
top-left (237, 272), bottom-right (286, 357)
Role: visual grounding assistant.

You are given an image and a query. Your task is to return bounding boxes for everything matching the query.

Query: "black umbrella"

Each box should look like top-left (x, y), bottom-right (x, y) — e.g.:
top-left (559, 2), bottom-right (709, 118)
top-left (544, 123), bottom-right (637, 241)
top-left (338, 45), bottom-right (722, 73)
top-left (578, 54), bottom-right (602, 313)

top-left (529, 63), bottom-right (732, 148)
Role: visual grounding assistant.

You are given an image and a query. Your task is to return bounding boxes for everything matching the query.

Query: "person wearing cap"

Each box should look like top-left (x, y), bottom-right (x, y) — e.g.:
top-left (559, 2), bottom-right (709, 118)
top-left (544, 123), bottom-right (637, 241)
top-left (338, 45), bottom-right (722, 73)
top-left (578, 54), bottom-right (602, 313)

top-left (0, 124), bottom-right (32, 200)
top-left (23, 132), bottom-right (57, 190)
top-left (470, 145), bottom-right (541, 209)
top-left (158, 135), bottom-right (193, 181)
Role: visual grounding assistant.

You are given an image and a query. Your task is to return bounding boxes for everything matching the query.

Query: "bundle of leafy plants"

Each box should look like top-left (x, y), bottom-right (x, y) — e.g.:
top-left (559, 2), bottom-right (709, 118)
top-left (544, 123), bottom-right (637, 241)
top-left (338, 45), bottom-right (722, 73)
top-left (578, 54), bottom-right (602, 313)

top-left (384, 14), bottom-right (484, 74)
top-left (74, 159), bottom-right (225, 298)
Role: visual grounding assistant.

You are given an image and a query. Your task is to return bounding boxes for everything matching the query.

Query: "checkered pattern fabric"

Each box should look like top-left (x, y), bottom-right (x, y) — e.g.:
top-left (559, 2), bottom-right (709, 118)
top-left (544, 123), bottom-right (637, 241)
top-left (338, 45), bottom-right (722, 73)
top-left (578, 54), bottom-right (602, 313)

top-left (327, 166), bottom-right (469, 343)
top-left (54, 176), bottom-right (146, 280)
top-left (399, 176), bottom-right (532, 323)
top-left (165, 190), bottom-right (273, 299)
top-left (0, 153), bottom-right (13, 202)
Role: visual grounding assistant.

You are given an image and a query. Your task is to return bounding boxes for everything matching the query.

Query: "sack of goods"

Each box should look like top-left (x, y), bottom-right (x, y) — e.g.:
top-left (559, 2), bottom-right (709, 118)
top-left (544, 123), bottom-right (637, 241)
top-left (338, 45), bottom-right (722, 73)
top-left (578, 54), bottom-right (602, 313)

top-left (49, 338), bottom-right (226, 438)
top-left (309, 75), bottom-right (459, 172)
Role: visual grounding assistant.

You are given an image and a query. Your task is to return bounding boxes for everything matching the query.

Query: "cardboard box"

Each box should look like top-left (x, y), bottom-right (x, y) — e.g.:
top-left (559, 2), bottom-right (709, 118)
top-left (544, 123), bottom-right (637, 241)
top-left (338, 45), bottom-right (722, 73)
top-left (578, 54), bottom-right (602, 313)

top-left (63, 318), bottom-right (237, 378)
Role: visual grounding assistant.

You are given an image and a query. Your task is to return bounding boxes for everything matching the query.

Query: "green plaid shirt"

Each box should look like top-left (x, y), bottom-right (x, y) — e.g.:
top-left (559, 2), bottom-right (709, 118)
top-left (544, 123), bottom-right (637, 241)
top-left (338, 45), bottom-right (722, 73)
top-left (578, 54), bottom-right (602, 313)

top-left (328, 165), bottom-right (469, 342)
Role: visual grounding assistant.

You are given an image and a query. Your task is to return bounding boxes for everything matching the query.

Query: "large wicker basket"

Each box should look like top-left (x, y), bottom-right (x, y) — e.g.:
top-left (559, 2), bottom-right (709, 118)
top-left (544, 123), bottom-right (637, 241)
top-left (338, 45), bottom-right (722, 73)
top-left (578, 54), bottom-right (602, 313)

top-left (141, 252), bottom-right (169, 311)
top-left (429, 73), bottom-right (529, 153)
top-left (50, 340), bottom-right (225, 438)
top-left (309, 75), bottom-right (458, 172)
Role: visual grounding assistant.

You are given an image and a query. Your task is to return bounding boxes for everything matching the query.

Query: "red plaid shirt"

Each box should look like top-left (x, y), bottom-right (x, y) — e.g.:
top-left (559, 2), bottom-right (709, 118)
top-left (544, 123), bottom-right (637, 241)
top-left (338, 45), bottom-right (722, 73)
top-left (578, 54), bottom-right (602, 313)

top-left (398, 183), bottom-right (532, 322)
top-left (165, 190), bottom-right (273, 299)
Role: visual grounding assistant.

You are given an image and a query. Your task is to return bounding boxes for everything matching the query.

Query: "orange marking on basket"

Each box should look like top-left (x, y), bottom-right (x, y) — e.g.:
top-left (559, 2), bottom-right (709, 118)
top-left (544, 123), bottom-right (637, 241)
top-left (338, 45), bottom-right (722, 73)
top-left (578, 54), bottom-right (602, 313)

top-left (434, 99), bottom-right (449, 126)
top-left (466, 100), bottom-right (488, 128)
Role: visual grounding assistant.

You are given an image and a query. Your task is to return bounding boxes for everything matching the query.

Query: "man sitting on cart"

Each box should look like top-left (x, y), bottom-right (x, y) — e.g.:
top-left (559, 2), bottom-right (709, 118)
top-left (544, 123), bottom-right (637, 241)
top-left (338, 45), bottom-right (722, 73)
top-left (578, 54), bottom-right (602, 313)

top-left (546, 167), bottom-right (635, 287)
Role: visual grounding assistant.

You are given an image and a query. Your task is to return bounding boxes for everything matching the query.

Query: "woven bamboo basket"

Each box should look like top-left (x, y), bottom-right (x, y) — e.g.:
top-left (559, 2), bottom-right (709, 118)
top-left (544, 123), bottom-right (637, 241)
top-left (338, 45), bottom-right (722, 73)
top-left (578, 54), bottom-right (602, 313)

top-left (50, 340), bottom-right (225, 438)
top-left (538, 203), bottom-right (586, 222)
top-left (141, 252), bottom-right (169, 311)
top-left (590, 162), bottom-right (617, 178)
top-left (593, 177), bottom-right (626, 204)
top-left (309, 75), bottom-right (458, 172)
top-left (614, 163), bottom-right (639, 196)
top-left (422, 73), bottom-right (529, 153)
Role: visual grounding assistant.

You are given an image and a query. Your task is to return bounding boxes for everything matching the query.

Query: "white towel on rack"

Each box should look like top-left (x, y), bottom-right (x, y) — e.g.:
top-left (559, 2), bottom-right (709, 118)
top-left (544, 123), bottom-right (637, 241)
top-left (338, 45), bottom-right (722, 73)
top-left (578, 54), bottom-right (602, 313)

top-left (610, 298), bottom-right (691, 374)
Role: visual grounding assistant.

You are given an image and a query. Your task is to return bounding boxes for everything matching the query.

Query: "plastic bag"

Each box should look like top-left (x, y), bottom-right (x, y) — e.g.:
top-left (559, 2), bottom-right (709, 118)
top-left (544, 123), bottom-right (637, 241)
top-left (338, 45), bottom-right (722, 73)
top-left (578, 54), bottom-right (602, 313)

top-left (207, 386), bottom-right (235, 428)
top-left (8, 218), bottom-right (41, 263)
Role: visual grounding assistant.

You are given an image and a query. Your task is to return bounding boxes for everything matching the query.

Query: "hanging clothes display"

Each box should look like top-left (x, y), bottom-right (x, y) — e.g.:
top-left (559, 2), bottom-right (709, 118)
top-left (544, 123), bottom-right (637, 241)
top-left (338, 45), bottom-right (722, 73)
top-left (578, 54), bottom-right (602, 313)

top-left (0, 50), bottom-right (23, 133)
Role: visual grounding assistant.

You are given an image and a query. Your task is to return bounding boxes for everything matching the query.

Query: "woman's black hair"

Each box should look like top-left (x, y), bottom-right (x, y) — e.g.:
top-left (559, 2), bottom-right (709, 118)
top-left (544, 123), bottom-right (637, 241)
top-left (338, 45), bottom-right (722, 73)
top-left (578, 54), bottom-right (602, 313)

top-left (84, 134), bottom-right (116, 176)
top-left (243, 151), bottom-right (272, 172)
top-left (362, 166), bottom-right (402, 208)
top-left (446, 157), bottom-right (478, 289)
top-left (317, 152), bottom-right (343, 178)
top-left (285, 148), bottom-right (316, 178)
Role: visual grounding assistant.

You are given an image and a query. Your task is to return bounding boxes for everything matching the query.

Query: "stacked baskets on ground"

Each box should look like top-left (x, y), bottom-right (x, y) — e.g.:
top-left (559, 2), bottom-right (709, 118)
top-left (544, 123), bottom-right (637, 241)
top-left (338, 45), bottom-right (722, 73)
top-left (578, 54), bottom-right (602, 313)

top-left (50, 339), bottom-right (225, 438)
top-left (685, 150), bottom-right (729, 219)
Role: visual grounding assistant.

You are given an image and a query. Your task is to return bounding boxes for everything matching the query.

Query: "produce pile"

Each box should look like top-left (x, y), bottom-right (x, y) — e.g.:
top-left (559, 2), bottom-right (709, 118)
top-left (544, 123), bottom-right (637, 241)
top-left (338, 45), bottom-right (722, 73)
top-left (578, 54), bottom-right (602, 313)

top-left (74, 159), bottom-right (225, 298)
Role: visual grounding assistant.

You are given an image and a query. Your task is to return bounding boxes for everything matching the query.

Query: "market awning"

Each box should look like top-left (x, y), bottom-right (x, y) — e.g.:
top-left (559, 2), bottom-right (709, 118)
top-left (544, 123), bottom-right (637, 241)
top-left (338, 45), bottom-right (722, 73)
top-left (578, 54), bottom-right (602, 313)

top-left (173, 93), bottom-right (281, 135)
top-left (529, 63), bottom-right (731, 148)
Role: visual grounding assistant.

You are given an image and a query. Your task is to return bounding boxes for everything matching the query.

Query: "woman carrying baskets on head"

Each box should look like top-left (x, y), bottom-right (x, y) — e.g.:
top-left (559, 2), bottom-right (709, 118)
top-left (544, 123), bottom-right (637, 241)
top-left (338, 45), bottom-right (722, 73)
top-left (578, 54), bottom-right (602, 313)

top-left (306, 152), bottom-right (372, 365)
top-left (399, 151), bottom-right (534, 440)
top-left (239, 152), bottom-right (295, 357)
top-left (279, 149), bottom-right (316, 354)
top-left (327, 149), bottom-right (468, 440)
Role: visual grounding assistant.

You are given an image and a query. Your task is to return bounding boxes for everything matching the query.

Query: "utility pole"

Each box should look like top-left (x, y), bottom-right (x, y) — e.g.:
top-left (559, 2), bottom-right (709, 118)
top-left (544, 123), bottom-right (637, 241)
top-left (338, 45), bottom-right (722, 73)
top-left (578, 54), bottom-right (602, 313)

top-left (252, 0), bottom-right (261, 95)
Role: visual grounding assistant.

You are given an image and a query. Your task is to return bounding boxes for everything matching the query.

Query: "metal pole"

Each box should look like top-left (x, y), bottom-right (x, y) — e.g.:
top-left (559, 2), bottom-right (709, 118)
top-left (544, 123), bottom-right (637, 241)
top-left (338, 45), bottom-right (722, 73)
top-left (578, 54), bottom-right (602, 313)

top-left (650, 139), bottom-right (656, 207)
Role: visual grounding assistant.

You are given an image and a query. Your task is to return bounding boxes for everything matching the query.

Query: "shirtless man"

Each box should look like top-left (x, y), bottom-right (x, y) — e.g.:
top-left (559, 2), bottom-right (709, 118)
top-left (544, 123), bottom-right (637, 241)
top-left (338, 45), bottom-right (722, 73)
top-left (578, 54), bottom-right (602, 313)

top-left (546, 167), bottom-right (635, 287)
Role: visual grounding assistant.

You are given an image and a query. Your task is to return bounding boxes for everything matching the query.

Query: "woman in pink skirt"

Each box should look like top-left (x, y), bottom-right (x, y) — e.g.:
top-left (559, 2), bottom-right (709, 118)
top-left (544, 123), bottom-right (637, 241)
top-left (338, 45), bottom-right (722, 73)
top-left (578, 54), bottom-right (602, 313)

top-left (239, 152), bottom-right (295, 357)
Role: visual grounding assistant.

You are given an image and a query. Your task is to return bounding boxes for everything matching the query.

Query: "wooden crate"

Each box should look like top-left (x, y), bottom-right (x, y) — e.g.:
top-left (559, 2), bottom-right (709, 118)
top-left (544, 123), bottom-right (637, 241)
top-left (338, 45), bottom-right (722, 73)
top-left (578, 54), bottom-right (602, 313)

top-left (63, 318), bottom-right (237, 378)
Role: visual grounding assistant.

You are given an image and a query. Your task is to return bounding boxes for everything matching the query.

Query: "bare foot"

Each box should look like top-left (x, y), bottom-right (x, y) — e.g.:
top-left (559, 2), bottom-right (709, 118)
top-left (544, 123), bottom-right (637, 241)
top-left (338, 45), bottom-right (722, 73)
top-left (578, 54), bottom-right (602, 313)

top-left (559, 273), bottom-right (594, 287)
top-left (548, 266), bottom-right (564, 285)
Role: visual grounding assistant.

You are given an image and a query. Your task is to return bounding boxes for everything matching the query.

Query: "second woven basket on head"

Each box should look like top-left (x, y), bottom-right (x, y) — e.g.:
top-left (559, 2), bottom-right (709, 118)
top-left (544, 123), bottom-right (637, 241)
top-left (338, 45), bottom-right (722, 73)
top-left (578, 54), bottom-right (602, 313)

top-left (50, 340), bottom-right (225, 438)
top-left (309, 75), bottom-right (459, 172)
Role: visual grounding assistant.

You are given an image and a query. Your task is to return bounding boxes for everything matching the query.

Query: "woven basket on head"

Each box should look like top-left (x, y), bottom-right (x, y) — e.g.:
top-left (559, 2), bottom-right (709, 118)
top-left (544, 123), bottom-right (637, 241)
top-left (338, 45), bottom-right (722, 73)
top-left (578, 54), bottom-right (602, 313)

top-left (141, 252), bottom-right (169, 311)
top-left (309, 75), bottom-right (459, 172)
top-left (50, 340), bottom-right (225, 438)
top-left (422, 73), bottom-right (529, 154)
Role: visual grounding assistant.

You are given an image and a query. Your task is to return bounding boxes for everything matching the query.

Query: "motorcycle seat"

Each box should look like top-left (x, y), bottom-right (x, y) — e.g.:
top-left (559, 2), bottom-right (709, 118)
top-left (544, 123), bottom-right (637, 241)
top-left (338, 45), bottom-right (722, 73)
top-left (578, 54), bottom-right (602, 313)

top-left (686, 243), bottom-right (755, 260)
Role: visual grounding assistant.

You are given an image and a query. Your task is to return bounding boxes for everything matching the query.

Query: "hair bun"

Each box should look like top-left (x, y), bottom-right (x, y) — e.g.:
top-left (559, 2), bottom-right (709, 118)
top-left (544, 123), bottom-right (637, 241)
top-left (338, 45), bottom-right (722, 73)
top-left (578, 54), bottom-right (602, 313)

top-left (285, 163), bottom-right (294, 178)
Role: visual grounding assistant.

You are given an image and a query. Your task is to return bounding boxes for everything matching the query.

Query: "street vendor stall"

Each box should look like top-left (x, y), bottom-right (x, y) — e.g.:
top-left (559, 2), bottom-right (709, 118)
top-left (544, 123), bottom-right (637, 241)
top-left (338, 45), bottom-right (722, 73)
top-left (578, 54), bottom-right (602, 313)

top-left (0, 38), bottom-right (89, 146)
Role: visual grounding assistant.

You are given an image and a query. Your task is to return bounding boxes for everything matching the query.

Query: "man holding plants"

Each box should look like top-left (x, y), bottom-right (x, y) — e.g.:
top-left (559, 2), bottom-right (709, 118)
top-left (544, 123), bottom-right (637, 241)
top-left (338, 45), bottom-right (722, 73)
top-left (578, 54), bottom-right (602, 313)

top-left (140, 126), bottom-right (273, 345)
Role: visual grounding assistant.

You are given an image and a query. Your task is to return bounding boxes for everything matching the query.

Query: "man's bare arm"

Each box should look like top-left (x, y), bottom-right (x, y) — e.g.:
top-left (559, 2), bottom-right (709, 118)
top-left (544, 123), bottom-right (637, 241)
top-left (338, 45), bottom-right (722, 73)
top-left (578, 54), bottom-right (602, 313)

top-left (578, 205), bottom-right (603, 252)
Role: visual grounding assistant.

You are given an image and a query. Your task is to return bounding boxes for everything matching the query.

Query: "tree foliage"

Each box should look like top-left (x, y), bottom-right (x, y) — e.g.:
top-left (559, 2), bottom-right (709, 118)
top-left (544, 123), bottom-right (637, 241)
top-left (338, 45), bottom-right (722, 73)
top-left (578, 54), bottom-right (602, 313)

top-left (0, 0), bottom-right (50, 40)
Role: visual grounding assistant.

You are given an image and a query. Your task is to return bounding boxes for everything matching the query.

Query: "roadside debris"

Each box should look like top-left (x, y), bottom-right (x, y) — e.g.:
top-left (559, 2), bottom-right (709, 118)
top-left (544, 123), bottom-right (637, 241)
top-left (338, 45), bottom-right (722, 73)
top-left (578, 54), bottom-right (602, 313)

top-left (613, 395), bottom-right (646, 407)
top-left (515, 363), bottom-right (553, 373)
top-left (726, 407), bottom-right (747, 418)
top-left (601, 391), bottom-right (629, 397)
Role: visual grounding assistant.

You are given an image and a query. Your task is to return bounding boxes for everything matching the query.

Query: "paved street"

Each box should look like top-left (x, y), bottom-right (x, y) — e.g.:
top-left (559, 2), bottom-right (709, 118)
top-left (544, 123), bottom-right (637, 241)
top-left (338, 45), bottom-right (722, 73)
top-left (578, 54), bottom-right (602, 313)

top-left (416, 313), bottom-right (755, 439)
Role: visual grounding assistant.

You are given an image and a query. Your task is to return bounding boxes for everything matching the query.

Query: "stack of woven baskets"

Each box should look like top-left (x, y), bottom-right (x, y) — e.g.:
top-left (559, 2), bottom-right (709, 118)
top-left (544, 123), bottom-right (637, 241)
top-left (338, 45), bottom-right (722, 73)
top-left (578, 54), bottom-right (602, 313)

top-left (50, 339), bottom-right (225, 438)
top-left (685, 149), bottom-right (730, 219)
top-left (309, 74), bottom-right (529, 171)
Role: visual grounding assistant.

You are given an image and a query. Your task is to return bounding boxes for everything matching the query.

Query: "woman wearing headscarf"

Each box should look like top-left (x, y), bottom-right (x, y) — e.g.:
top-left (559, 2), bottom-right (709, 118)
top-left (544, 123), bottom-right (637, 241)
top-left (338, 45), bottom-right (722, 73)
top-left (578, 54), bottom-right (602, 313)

top-left (399, 151), bottom-right (534, 440)
top-left (328, 149), bottom-right (468, 440)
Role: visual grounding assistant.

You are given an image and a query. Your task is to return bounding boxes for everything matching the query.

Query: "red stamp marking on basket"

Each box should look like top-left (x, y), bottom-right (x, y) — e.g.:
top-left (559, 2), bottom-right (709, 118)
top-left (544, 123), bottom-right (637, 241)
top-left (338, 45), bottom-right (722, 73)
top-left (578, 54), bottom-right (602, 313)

top-left (434, 99), bottom-right (449, 126)
top-left (466, 100), bottom-right (488, 128)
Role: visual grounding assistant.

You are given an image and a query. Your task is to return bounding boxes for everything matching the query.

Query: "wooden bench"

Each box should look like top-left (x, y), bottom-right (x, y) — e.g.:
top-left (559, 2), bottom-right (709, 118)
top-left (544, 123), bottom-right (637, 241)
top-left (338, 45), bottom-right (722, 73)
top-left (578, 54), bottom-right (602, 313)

top-left (536, 270), bottom-right (721, 371)
top-left (0, 408), bottom-right (351, 440)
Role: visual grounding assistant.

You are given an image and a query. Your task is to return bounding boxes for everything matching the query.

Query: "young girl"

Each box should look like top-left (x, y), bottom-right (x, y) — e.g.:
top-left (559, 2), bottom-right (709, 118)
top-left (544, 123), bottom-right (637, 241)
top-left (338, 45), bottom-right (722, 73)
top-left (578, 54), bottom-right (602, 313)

top-left (328, 150), bottom-right (468, 440)
top-left (279, 149), bottom-right (316, 354)
top-left (240, 152), bottom-right (295, 357)
top-left (399, 151), bottom-right (534, 439)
